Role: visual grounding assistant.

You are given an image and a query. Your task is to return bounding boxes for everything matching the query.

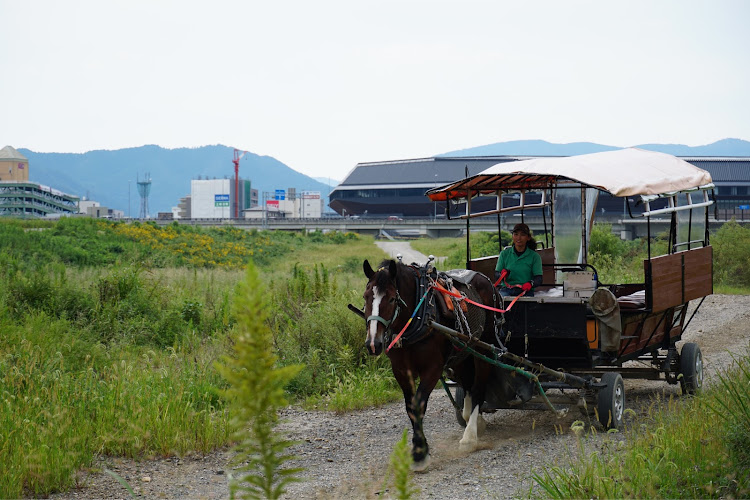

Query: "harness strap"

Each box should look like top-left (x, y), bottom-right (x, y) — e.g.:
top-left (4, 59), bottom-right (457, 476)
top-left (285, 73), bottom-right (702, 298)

top-left (387, 281), bottom-right (525, 353)
top-left (386, 287), bottom-right (432, 353)
top-left (436, 284), bottom-right (526, 314)
top-left (367, 315), bottom-right (391, 327)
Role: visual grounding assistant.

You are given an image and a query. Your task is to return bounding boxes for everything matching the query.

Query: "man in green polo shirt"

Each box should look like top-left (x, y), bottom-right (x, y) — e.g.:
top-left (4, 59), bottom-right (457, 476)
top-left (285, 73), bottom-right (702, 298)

top-left (496, 223), bottom-right (543, 297)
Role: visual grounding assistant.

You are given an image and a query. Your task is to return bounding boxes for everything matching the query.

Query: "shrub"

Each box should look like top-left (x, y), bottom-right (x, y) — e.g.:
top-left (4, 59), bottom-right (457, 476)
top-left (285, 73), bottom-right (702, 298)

top-left (712, 219), bottom-right (750, 287)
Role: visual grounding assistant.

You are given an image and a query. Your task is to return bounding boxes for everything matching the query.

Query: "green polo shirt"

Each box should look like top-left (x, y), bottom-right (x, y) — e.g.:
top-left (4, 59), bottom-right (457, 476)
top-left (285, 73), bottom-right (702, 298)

top-left (495, 246), bottom-right (543, 286)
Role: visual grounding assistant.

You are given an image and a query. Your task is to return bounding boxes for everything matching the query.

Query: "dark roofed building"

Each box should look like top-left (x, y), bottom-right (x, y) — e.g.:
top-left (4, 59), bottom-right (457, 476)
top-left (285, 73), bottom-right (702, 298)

top-left (329, 155), bottom-right (750, 219)
top-left (329, 156), bottom-right (533, 217)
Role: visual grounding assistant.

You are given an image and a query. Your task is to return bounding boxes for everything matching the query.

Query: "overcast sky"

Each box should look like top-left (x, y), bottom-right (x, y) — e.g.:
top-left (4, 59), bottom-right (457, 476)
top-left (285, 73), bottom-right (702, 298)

top-left (2, 1), bottom-right (748, 181)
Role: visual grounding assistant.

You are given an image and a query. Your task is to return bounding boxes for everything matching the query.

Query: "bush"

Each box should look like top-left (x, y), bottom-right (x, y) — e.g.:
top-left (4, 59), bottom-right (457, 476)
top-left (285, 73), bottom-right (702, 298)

top-left (712, 219), bottom-right (750, 287)
top-left (269, 264), bottom-right (392, 400)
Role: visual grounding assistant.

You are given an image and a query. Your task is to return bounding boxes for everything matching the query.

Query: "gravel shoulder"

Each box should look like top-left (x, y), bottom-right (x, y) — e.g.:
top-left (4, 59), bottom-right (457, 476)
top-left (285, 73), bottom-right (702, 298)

top-left (51, 293), bottom-right (750, 500)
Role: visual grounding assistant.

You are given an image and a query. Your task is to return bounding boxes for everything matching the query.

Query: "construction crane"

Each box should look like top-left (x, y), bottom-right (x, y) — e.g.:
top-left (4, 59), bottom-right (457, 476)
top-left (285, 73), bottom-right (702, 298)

top-left (232, 149), bottom-right (248, 218)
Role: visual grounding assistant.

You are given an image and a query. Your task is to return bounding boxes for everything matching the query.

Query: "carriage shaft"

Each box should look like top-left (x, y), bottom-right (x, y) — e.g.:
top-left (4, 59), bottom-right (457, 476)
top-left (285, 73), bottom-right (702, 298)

top-left (427, 321), bottom-right (592, 390)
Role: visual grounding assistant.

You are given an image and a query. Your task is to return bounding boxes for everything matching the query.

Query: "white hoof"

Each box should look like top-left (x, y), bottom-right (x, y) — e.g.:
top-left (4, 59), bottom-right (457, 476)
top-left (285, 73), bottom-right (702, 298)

top-left (459, 405), bottom-right (480, 452)
top-left (458, 436), bottom-right (478, 453)
top-left (411, 453), bottom-right (431, 473)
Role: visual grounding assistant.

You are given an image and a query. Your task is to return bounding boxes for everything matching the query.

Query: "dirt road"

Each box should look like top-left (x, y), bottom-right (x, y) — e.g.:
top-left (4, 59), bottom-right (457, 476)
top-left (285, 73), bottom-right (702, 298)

top-left (374, 241), bottom-right (433, 266)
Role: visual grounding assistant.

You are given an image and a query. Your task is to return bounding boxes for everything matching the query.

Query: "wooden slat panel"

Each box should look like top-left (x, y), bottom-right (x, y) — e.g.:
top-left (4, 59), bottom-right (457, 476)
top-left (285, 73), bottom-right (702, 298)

top-left (683, 246), bottom-right (713, 301)
top-left (469, 255), bottom-right (498, 278)
top-left (650, 252), bottom-right (683, 312)
top-left (648, 246), bottom-right (713, 312)
top-left (537, 247), bottom-right (556, 284)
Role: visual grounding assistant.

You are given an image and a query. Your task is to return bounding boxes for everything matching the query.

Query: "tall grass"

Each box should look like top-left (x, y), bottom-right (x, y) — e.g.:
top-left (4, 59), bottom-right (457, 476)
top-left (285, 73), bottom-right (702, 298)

top-left (0, 311), bottom-right (230, 498)
top-left (0, 217), bottom-right (390, 496)
top-left (532, 352), bottom-right (750, 498)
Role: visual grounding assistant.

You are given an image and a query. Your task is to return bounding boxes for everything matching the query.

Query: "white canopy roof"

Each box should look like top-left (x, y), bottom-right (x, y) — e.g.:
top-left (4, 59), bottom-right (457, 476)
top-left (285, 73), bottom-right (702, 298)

top-left (426, 148), bottom-right (713, 201)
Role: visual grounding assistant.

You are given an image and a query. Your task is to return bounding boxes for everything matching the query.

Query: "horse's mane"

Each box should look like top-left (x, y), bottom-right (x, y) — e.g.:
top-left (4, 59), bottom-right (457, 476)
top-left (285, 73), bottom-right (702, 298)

top-left (373, 259), bottom-right (397, 290)
top-left (373, 259), bottom-right (414, 289)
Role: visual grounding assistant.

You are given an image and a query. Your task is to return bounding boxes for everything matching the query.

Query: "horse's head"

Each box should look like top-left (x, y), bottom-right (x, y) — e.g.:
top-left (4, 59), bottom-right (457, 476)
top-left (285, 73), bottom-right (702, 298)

top-left (363, 259), bottom-right (403, 356)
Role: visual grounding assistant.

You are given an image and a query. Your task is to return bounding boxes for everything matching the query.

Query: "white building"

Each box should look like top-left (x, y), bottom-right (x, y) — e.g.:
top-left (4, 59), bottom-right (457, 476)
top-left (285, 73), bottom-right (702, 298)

top-left (190, 178), bottom-right (256, 219)
top-left (262, 190), bottom-right (323, 219)
top-left (78, 199), bottom-right (99, 214)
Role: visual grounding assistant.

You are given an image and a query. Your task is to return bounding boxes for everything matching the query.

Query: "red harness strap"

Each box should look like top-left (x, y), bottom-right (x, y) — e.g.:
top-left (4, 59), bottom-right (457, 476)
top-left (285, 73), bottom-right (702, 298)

top-left (437, 285), bottom-right (526, 314)
top-left (493, 269), bottom-right (509, 287)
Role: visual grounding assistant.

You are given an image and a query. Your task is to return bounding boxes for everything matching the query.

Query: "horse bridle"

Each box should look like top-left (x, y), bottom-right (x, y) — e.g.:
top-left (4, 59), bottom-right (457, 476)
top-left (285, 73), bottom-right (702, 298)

top-left (367, 289), bottom-right (408, 344)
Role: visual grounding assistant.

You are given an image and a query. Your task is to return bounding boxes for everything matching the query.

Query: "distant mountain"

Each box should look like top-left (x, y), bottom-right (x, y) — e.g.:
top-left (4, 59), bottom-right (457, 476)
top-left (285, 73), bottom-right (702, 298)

top-left (20, 145), bottom-right (334, 216)
top-left (313, 177), bottom-right (340, 188)
top-left (439, 138), bottom-right (750, 157)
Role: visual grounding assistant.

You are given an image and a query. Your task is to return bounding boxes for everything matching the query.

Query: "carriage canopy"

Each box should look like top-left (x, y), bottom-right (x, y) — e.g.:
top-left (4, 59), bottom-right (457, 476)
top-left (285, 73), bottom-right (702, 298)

top-left (425, 148), bottom-right (713, 202)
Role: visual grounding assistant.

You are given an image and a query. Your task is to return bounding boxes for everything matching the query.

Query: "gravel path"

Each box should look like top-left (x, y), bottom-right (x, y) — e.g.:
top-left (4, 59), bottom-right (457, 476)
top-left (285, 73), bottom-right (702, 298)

top-left (51, 292), bottom-right (750, 500)
top-left (374, 241), bottom-right (434, 267)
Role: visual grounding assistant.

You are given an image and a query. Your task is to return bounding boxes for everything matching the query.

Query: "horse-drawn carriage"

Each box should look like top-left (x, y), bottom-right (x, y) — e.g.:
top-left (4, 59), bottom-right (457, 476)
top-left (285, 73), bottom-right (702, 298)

top-left (352, 148), bottom-right (714, 469)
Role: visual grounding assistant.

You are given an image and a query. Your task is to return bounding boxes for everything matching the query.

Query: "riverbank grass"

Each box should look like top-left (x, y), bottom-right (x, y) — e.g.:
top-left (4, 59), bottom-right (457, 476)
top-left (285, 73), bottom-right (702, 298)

top-left (533, 352), bottom-right (750, 498)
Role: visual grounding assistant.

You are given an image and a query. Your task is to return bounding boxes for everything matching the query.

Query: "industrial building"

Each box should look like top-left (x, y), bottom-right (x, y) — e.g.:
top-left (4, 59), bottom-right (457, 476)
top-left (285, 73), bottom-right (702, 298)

top-left (260, 189), bottom-right (323, 219)
top-left (329, 154), bottom-right (750, 219)
top-left (0, 145), bottom-right (79, 217)
top-left (188, 178), bottom-right (257, 219)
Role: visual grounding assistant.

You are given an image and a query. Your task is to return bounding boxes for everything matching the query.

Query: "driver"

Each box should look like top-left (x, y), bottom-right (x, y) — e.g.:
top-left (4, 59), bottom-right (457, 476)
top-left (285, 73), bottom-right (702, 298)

top-left (495, 223), bottom-right (543, 297)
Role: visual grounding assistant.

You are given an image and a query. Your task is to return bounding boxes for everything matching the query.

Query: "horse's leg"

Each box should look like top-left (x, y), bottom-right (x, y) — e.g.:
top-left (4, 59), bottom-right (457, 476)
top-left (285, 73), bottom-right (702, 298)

top-left (390, 348), bottom-right (442, 472)
top-left (459, 359), bottom-right (490, 452)
top-left (409, 365), bottom-right (443, 471)
top-left (389, 352), bottom-right (432, 470)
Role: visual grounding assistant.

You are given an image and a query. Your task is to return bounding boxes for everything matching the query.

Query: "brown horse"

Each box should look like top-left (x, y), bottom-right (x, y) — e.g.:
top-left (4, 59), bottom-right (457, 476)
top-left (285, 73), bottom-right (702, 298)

top-left (362, 258), bottom-right (500, 470)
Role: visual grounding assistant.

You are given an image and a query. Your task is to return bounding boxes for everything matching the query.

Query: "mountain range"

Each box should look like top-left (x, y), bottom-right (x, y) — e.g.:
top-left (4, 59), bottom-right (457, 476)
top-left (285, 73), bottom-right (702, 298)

top-left (439, 138), bottom-right (750, 157)
top-left (18, 138), bottom-right (750, 216)
top-left (21, 145), bottom-right (336, 216)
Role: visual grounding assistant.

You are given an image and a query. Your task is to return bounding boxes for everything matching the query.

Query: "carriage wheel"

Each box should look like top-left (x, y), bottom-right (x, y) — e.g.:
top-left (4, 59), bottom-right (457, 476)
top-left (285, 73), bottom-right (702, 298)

top-left (454, 386), bottom-right (467, 428)
top-left (680, 342), bottom-right (703, 395)
top-left (597, 372), bottom-right (625, 430)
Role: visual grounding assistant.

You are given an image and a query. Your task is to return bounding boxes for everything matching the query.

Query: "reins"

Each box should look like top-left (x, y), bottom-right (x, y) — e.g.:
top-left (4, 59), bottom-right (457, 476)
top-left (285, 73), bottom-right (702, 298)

top-left (384, 271), bottom-right (526, 353)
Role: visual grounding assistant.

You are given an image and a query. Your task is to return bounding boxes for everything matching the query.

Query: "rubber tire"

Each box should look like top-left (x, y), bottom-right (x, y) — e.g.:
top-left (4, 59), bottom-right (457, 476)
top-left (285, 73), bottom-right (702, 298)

top-left (597, 372), bottom-right (625, 430)
top-left (454, 386), bottom-right (467, 428)
top-left (680, 342), bottom-right (704, 395)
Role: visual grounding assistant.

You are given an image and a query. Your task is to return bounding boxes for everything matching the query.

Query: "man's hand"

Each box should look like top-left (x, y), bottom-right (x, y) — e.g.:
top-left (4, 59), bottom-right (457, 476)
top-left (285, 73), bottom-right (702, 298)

top-left (521, 282), bottom-right (532, 292)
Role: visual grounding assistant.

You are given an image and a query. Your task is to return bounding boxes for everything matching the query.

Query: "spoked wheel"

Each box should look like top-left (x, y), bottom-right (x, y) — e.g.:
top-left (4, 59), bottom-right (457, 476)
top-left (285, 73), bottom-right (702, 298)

top-left (680, 342), bottom-right (704, 395)
top-left (454, 386), bottom-right (467, 427)
top-left (597, 372), bottom-right (625, 430)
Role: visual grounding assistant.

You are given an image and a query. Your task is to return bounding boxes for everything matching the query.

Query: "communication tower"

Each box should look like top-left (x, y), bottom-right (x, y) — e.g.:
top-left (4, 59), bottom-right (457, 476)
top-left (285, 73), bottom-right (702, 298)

top-left (137, 173), bottom-right (152, 219)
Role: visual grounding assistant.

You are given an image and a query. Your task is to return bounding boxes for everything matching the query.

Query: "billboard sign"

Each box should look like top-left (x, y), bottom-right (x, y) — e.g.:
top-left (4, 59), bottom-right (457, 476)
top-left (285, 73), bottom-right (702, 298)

top-left (215, 194), bottom-right (230, 207)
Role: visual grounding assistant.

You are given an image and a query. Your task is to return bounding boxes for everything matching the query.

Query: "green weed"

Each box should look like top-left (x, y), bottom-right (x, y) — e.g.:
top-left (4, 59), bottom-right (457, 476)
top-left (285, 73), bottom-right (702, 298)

top-left (217, 262), bottom-right (303, 499)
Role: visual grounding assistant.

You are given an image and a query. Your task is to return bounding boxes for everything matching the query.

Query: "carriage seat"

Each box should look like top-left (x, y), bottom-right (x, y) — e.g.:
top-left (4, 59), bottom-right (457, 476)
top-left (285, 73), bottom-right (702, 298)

top-left (616, 290), bottom-right (646, 310)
